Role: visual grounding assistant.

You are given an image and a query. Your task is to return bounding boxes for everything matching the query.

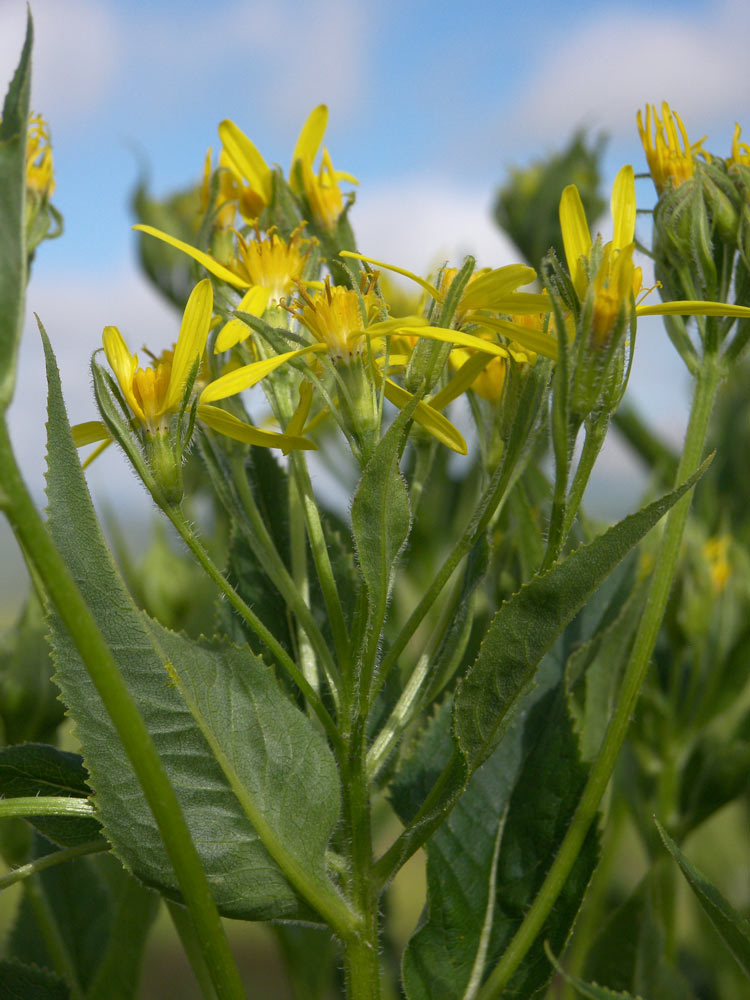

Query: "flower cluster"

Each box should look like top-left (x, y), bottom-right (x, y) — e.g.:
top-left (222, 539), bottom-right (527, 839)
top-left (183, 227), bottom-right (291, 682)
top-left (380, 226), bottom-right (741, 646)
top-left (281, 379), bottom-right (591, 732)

top-left (72, 101), bottom-right (750, 497)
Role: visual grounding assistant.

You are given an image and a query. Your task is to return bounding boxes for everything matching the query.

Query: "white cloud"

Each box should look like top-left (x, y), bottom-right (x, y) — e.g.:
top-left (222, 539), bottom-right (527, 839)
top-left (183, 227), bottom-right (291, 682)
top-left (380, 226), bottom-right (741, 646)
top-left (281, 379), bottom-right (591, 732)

top-left (114, 0), bottom-right (367, 131)
top-left (351, 175), bottom-right (519, 276)
top-left (506, 0), bottom-right (750, 143)
top-left (0, 0), bottom-right (119, 125)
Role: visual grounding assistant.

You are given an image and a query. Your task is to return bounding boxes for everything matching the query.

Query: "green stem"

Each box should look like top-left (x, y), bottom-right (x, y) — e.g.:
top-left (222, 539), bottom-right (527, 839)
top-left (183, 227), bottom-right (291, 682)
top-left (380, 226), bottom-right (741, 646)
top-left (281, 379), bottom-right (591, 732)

top-left (0, 840), bottom-right (108, 891)
top-left (0, 796), bottom-right (96, 821)
top-left (168, 901), bottom-right (220, 1000)
top-left (541, 428), bottom-right (573, 571)
top-left (290, 452), bottom-right (351, 680)
top-left (0, 423), bottom-right (245, 1000)
top-left (476, 355), bottom-right (722, 999)
top-left (373, 751), bottom-right (466, 889)
top-left (228, 454), bottom-right (340, 699)
top-left (342, 725), bottom-right (382, 999)
top-left (561, 419), bottom-right (607, 542)
top-left (375, 445), bottom-right (515, 697)
top-left (164, 502), bottom-right (342, 756)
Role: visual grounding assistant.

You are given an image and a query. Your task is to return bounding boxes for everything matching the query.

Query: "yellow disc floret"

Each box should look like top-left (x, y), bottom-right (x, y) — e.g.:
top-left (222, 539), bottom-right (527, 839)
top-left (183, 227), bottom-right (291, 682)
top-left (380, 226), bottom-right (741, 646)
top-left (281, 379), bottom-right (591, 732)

top-left (292, 277), bottom-right (382, 361)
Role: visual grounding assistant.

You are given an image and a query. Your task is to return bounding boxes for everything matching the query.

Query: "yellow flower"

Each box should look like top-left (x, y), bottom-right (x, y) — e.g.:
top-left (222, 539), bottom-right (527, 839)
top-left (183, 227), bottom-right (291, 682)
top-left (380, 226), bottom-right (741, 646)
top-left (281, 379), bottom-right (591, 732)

top-left (74, 279), bottom-right (316, 454)
top-left (289, 104), bottom-right (358, 230)
top-left (132, 223), bottom-right (315, 351)
top-left (560, 163), bottom-right (750, 340)
top-left (200, 147), bottom-right (247, 229)
top-left (703, 536), bottom-right (731, 594)
top-left (215, 105), bottom-right (357, 230)
top-left (26, 113), bottom-right (55, 197)
top-left (341, 252), bottom-right (556, 361)
top-left (291, 278), bottom-right (384, 361)
top-left (728, 123), bottom-right (750, 168)
top-left (637, 102), bottom-right (705, 194)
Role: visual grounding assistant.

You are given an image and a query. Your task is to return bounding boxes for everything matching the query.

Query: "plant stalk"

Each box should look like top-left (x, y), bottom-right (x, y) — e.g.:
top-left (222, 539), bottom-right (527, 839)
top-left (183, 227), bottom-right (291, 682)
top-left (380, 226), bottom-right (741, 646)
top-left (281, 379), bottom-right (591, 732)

top-left (0, 421), bottom-right (246, 1000)
top-left (476, 354), bottom-right (722, 998)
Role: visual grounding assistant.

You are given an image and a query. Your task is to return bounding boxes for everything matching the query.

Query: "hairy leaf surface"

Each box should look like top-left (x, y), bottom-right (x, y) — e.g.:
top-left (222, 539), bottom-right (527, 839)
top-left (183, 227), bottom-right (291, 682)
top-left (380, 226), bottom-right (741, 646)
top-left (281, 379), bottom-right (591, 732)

top-left (454, 463), bottom-right (708, 773)
top-left (42, 327), bottom-right (341, 920)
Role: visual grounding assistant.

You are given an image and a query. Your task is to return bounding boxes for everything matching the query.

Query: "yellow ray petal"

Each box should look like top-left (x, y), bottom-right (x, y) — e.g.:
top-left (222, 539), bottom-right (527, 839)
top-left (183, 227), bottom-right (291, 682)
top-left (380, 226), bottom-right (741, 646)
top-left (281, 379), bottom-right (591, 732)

top-left (218, 119), bottom-right (273, 203)
top-left (377, 375), bottom-right (467, 454)
top-left (133, 224), bottom-right (249, 289)
top-left (166, 279), bottom-right (213, 410)
top-left (200, 343), bottom-right (326, 403)
top-left (636, 301), bottom-right (750, 319)
top-left (197, 404), bottom-right (316, 450)
top-left (72, 421), bottom-right (111, 447)
top-left (611, 164), bottom-right (636, 250)
top-left (102, 326), bottom-right (144, 421)
top-left (214, 286), bottom-right (273, 353)
top-left (290, 105), bottom-right (328, 188)
top-left (468, 314), bottom-right (558, 361)
top-left (429, 352), bottom-right (495, 409)
top-left (559, 184), bottom-right (592, 299)
top-left (215, 317), bottom-right (251, 353)
top-left (458, 264), bottom-right (537, 310)
top-left (377, 324), bottom-right (511, 359)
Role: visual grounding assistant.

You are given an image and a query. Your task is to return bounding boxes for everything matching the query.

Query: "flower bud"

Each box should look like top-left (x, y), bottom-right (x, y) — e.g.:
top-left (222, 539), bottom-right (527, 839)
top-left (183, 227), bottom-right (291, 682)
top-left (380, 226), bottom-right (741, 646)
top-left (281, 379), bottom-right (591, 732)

top-left (145, 431), bottom-right (184, 506)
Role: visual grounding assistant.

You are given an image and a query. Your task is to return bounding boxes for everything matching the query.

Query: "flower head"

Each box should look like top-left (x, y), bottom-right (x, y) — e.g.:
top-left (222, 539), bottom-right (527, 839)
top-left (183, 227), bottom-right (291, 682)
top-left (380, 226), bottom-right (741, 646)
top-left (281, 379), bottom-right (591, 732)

top-left (76, 279), bottom-right (316, 462)
top-left (559, 161), bottom-right (750, 347)
top-left (132, 223), bottom-right (316, 351)
top-left (560, 164), bottom-right (642, 345)
top-left (104, 279), bottom-right (213, 434)
top-left (728, 123), bottom-right (750, 169)
top-left (637, 102), bottom-right (705, 194)
top-left (25, 113), bottom-right (55, 197)
top-left (290, 276), bottom-right (383, 361)
top-left (289, 105), bottom-right (358, 231)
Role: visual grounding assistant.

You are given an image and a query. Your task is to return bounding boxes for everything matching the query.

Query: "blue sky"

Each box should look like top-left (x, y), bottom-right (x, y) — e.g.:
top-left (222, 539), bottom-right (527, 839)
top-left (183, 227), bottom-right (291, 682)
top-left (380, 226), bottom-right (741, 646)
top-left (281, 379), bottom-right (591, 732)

top-left (1, 0), bottom-right (749, 520)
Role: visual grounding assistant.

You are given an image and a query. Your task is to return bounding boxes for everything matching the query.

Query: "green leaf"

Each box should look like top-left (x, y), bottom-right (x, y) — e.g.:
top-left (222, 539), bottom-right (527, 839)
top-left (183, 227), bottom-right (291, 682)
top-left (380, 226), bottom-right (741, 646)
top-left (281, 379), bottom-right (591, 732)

top-left (677, 734), bottom-right (750, 836)
top-left (567, 578), bottom-right (646, 762)
top-left (546, 943), bottom-right (642, 999)
top-left (0, 744), bottom-right (102, 848)
top-left (9, 838), bottom-right (157, 999)
top-left (351, 403), bottom-right (412, 636)
top-left (41, 325), bottom-right (342, 921)
top-left (656, 819), bottom-right (750, 977)
top-left (487, 686), bottom-right (599, 998)
top-left (0, 961), bottom-right (69, 1000)
top-left (453, 462), bottom-right (708, 773)
top-left (398, 643), bottom-right (597, 999)
top-left (584, 872), bottom-right (694, 999)
top-left (399, 697), bottom-right (523, 998)
top-left (0, 12), bottom-right (32, 411)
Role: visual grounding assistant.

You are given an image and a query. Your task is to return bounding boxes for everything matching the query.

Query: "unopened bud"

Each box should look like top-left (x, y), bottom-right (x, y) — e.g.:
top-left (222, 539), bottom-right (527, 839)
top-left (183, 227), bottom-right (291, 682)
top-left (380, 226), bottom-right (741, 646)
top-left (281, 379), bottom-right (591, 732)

top-left (145, 431), bottom-right (184, 506)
